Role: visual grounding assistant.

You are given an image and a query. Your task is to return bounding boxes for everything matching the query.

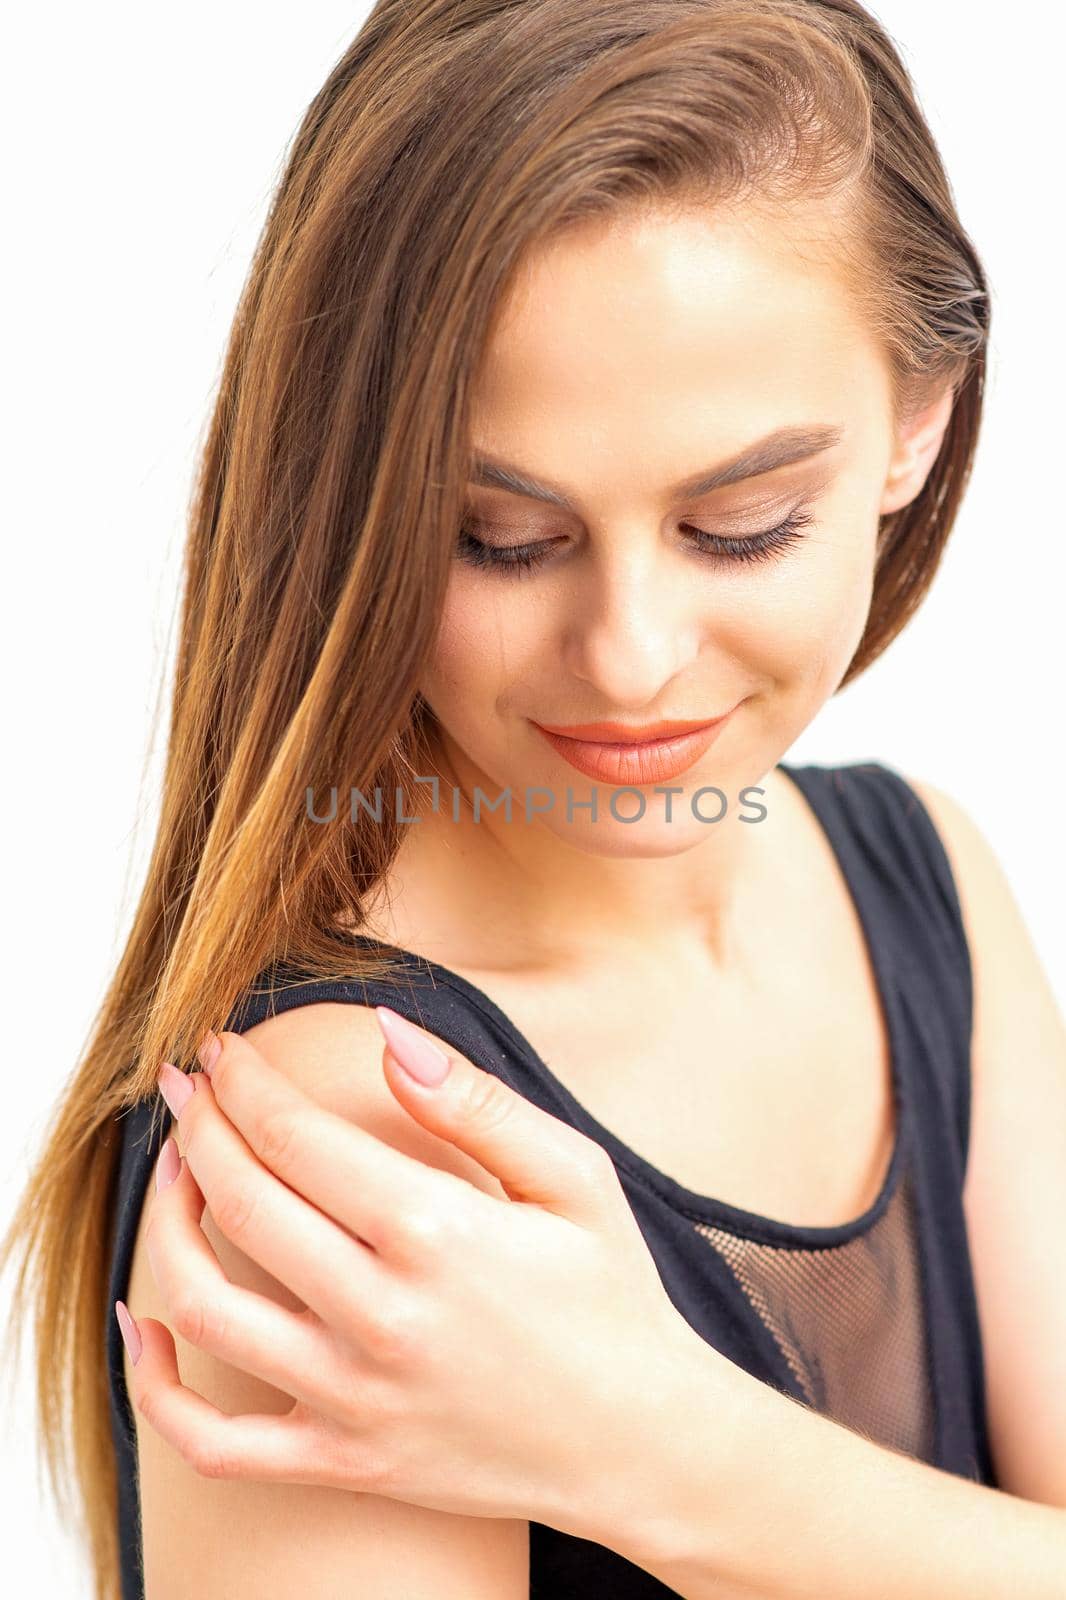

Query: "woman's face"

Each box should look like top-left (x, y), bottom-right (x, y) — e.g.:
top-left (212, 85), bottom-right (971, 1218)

top-left (419, 197), bottom-right (950, 856)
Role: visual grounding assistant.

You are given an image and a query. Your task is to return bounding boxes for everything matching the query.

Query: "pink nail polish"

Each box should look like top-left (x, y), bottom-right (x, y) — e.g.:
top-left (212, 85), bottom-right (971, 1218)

top-left (156, 1137), bottom-right (181, 1192)
top-left (197, 1030), bottom-right (222, 1076)
top-left (157, 1061), bottom-right (195, 1120)
top-left (375, 1006), bottom-right (451, 1086)
top-left (115, 1300), bottom-right (142, 1366)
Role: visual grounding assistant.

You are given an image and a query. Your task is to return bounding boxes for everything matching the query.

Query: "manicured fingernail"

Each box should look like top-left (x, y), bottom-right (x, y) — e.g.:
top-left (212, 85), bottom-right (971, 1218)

top-left (155, 1137), bottom-right (181, 1192)
top-left (197, 1030), bottom-right (222, 1076)
top-left (157, 1061), bottom-right (195, 1120)
top-left (375, 1006), bottom-right (451, 1085)
top-left (115, 1300), bottom-right (142, 1366)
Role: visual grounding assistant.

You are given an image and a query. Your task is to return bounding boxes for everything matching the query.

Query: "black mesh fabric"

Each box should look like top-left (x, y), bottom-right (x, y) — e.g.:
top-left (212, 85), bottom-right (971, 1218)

top-left (106, 760), bottom-right (995, 1599)
top-left (695, 1166), bottom-right (935, 1461)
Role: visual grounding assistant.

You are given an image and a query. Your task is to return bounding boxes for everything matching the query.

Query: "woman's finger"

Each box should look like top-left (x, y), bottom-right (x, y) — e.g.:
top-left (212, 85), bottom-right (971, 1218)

top-left (198, 1029), bottom-right (491, 1263)
top-left (144, 1138), bottom-right (366, 1413)
top-left (375, 1007), bottom-right (622, 1227)
top-left (159, 1065), bottom-right (392, 1331)
top-left (117, 1308), bottom-right (379, 1490)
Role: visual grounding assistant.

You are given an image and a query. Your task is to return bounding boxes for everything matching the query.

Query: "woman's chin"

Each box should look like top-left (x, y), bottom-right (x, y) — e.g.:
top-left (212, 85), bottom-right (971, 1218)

top-left (540, 811), bottom-right (733, 860)
top-left (474, 758), bottom-right (755, 856)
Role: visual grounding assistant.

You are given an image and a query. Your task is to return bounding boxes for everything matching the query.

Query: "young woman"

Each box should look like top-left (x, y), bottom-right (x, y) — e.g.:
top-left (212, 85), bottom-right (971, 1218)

top-left (5, 1), bottom-right (1064, 1596)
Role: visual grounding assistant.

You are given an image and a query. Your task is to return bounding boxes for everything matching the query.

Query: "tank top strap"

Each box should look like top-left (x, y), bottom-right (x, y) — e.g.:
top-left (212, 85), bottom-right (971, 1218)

top-left (222, 947), bottom-right (584, 1131)
top-left (780, 758), bottom-right (974, 1182)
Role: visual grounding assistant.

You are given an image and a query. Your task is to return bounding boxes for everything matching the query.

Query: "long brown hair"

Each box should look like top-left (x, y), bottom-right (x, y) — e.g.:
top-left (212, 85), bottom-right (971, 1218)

top-left (1, 2), bottom-right (989, 1593)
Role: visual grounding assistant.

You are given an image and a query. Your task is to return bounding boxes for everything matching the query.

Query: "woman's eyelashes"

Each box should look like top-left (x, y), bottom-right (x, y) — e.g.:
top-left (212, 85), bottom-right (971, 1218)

top-left (455, 505), bottom-right (815, 578)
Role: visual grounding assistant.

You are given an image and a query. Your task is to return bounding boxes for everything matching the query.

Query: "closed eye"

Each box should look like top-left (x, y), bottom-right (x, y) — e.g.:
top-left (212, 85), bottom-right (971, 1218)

top-left (682, 506), bottom-right (815, 565)
top-left (455, 506), bottom-right (815, 577)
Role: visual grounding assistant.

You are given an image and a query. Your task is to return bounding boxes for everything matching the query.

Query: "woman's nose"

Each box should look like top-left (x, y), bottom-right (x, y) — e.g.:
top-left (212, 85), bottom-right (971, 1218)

top-left (560, 545), bottom-right (703, 707)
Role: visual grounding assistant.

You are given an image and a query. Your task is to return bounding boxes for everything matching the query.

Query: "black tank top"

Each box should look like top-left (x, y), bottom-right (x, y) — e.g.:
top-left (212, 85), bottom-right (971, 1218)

top-left (105, 760), bottom-right (997, 1598)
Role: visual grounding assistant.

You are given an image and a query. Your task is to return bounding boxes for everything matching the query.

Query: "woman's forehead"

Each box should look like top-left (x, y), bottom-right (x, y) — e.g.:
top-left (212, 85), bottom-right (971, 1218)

top-left (472, 199), bottom-right (880, 448)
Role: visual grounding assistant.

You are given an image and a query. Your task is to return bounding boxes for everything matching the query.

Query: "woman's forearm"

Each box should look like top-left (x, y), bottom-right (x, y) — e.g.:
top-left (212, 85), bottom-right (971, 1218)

top-left (601, 1327), bottom-right (1066, 1599)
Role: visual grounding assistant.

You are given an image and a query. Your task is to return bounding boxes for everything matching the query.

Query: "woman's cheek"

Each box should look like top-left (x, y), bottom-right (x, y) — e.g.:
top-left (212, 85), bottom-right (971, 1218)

top-left (707, 517), bottom-right (877, 701)
top-left (775, 520), bottom-right (879, 695)
top-left (421, 583), bottom-right (522, 734)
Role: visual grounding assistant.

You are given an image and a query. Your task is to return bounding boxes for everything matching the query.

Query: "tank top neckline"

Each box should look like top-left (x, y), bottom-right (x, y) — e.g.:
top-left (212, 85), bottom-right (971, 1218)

top-left (320, 760), bottom-right (909, 1249)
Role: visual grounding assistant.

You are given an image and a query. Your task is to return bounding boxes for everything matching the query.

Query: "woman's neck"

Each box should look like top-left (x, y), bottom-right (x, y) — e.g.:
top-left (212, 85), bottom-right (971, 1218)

top-left (354, 735), bottom-right (802, 981)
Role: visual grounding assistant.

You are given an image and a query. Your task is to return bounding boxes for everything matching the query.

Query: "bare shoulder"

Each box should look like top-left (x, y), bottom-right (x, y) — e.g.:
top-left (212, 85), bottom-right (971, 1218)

top-left (125, 999), bottom-right (527, 1597)
top-left (905, 775), bottom-right (1053, 987)
top-left (908, 774), bottom-right (1066, 1503)
top-left (905, 771), bottom-right (1062, 1068)
top-left (239, 1000), bottom-right (512, 1201)
top-left (906, 775), bottom-right (1012, 933)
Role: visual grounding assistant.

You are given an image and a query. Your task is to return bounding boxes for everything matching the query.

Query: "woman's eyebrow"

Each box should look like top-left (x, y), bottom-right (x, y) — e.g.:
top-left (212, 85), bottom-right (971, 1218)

top-left (469, 423), bottom-right (845, 509)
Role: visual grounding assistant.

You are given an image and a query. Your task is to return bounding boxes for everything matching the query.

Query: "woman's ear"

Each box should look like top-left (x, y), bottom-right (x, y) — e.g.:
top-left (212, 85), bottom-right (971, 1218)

top-left (879, 384), bottom-right (956, 515)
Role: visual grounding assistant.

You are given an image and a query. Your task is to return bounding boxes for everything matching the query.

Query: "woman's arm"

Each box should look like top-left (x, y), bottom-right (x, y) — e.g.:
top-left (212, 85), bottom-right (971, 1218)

top-left (611, 779), bottom-right (1066, 1598)
top-left (613, 1340), bottom-right (1066, 1599)
top-left (125, 1002), bottom-right (529, 1598)
top-left (914, 777), bottom-right (1066, 1505)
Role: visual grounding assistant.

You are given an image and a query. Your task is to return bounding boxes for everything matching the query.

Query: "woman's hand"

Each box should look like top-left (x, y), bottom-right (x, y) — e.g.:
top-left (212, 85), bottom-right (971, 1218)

top-left (118, 1013), bottom-right (722, 1548)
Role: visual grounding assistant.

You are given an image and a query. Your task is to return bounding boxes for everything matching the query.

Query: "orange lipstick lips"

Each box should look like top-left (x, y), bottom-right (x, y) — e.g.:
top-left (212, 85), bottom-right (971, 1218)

top-left (530, 708), bottom-right (739, 785)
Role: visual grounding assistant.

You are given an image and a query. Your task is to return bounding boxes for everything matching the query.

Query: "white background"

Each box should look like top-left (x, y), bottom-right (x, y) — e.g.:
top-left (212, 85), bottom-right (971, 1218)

top-left (2, 3), bottom-right (1062, 1588)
